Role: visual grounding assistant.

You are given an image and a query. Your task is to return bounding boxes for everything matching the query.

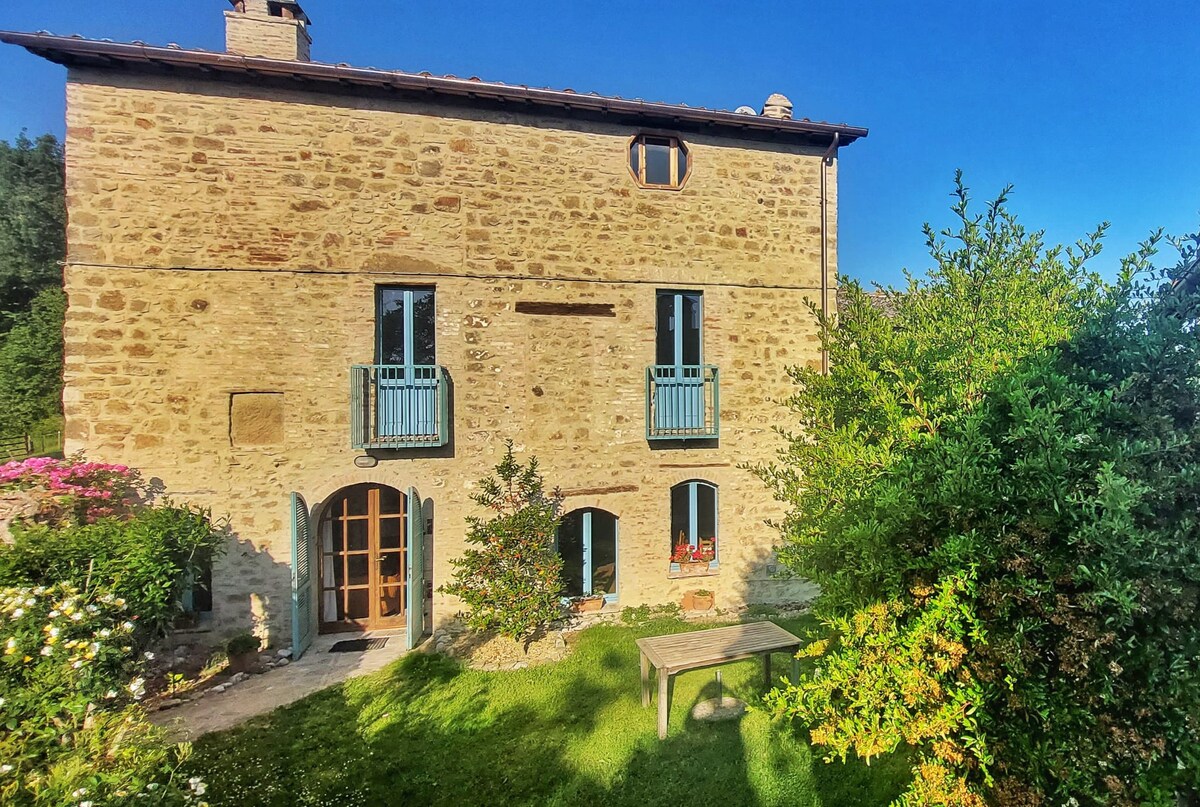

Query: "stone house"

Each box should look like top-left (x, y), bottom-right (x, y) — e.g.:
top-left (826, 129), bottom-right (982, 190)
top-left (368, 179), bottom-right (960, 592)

top-left (0, 0), bottom-right (866, 655)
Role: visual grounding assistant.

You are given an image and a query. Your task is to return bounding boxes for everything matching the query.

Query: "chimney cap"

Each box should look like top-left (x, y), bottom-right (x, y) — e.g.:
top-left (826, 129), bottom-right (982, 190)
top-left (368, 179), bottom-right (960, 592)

top-left (761, 93), bottom-right (793, 120)
top-left (227, 0), bottom-right (312, 26)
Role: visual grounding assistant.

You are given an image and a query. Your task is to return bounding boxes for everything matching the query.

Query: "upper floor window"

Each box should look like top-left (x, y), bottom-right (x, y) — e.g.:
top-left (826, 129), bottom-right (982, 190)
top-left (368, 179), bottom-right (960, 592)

top-left (369, 286), bottom-right (443, 444)
top-left (629, 135), bottom-right (689, 189)
top-left (377, 286), bottom-right (436, 366)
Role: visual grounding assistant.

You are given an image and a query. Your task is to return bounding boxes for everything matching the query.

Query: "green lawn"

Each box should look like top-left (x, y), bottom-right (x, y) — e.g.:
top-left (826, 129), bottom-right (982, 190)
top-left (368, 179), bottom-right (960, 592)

top-left (188, 616), bottom-right (909, 807)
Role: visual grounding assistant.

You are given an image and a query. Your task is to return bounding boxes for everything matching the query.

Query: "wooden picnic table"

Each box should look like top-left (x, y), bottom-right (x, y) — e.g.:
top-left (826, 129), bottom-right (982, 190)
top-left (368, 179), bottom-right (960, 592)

top-left (636, 621), bottom-right (803, 739)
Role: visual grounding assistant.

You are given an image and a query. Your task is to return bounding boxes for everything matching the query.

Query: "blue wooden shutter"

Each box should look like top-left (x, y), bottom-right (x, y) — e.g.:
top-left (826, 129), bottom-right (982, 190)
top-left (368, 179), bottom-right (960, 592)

top-left (406, 488), bottom-right (425, 649)
top-left (290, 492), bottom-right (315, 659)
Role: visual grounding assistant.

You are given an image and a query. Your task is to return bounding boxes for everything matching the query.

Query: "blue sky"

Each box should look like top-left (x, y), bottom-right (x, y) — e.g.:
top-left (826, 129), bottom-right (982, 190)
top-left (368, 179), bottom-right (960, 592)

top-left (0, 0), bottom-right (1196, 286)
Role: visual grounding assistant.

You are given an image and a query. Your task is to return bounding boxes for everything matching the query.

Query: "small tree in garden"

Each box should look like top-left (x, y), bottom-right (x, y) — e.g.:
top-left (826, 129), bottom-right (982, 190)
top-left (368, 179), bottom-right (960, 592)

top-left (442, 441), bottom-right (565, 640)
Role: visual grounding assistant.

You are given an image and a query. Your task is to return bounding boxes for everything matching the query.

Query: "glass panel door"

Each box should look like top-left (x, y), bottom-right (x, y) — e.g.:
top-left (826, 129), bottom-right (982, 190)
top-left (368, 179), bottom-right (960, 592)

top-left (654, 291), bottom-right (704, 430)
top-left (377, 287), bottom-right (437, 438)
top-left (318, 485), bottom-right (408, 631)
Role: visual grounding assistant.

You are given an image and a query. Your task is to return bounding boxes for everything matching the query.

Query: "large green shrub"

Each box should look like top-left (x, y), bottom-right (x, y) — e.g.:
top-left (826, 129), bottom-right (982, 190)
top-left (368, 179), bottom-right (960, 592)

top-left (762, 180), bottom-right (1200, 803)
top-left (0, 504), bottom-right (224, 641)
top-left (441, 441), bottom-right (565, 640)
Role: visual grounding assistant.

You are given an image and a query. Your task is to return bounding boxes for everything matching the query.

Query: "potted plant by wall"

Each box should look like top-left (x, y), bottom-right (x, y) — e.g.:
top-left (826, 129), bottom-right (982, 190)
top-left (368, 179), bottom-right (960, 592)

top-left (225, 631), bottom-right (260, 674)
top-left (691, 589), bottom-right (715, 611)
top-left (571, 591), bottom-right (606, 613)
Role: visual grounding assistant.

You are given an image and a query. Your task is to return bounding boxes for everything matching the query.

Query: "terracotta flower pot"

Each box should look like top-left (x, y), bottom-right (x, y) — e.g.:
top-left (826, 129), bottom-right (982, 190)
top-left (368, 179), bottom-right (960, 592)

top-left (572, 596), bottom-right (605, 613)
top-left (691, 594), bottom-right (714, 611)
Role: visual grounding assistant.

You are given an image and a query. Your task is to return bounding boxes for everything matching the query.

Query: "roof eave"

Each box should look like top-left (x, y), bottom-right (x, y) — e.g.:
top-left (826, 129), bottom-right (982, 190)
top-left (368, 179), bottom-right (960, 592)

top-left (0, 31), bottom-right (869, 145)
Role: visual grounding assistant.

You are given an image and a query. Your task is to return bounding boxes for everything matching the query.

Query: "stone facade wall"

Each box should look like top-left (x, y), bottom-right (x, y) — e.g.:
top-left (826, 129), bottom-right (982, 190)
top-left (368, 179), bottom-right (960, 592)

top-left (62, 69), bottom-right (836, 643)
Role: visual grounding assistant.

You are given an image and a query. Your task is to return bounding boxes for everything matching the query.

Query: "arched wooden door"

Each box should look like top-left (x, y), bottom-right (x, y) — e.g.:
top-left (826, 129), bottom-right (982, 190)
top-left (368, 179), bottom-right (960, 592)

top-left (317, 484), bottom-right (408, 632)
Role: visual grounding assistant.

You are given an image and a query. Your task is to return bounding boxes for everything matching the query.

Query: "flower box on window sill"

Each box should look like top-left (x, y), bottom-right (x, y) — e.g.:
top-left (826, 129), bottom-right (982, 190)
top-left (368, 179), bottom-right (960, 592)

top-left (668, 561), bottom-right (719, 579)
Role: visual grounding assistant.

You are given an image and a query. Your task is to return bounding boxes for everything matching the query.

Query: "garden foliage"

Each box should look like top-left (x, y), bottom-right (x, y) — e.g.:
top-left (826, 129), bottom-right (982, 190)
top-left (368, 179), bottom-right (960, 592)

top-left (761, 177), bottom-right (1200, 805)
top-left (442, 440), bottom-right (565, 639)
top-left (0, 457), bottom-right (224, 804)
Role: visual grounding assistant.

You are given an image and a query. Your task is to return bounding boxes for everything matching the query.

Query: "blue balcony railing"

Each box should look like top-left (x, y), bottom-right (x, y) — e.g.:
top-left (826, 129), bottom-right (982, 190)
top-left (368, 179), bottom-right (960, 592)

top-left (351, 364), bottom-right (448, 449)
top-left (646, 365), bottom-right (719, 440)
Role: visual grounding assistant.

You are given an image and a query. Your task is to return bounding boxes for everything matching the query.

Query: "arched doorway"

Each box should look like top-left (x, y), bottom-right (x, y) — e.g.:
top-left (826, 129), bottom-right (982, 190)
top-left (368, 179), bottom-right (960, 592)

top-left (317, 483), bottom-right (409, 632)
top-left (556, 508), bottom-right (618, 602)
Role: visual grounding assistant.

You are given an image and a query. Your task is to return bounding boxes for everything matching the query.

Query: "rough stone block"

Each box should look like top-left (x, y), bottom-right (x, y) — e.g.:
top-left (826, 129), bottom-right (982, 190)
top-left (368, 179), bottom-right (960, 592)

top-left (229, 393), bottom-right (285, 447)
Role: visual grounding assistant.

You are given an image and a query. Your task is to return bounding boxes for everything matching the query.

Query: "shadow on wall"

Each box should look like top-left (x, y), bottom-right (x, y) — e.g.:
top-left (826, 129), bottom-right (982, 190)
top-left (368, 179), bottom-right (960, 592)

top-left (205, 527), bottom-right (293, 647)
top-left (732, 539), bottom-right (819, 612)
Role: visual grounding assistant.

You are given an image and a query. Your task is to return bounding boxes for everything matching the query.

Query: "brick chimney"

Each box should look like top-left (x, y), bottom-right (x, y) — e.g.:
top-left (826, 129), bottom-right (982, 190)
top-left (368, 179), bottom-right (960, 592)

top-left (225, 0), bottom-right (312, 61)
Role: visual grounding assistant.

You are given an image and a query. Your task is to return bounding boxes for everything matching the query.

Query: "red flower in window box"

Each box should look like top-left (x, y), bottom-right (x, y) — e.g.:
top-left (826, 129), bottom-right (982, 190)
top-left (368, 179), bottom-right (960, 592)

top-left (671, 543), bottom-right (715, 564)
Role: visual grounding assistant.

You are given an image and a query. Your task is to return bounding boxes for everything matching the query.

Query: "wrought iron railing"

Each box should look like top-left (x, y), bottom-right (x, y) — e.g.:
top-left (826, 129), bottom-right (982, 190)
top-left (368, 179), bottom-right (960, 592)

top-left (351, 364), bottom-right (448, 449)
top-left (645, 365), bottom-right (719, 440)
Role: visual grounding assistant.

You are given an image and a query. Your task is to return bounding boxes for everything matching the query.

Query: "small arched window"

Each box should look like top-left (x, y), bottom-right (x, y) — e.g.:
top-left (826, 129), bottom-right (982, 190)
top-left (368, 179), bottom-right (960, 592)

top-left (629, 135), bottom-right (689, 189)
top-left (556, 508), bottom-right (619, 601)
top-left (669, 480), bottom-right (718, 567)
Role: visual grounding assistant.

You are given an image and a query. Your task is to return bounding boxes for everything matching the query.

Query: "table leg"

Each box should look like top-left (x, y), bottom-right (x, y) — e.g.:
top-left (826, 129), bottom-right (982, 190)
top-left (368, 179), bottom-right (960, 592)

top-left (657, 670), bottom-right (670, 740)
top-left (764, 652), bottom-right (772, 688)
top-left (791, 652), bottom-right (800, 685)
top-left (640, 652), bottom-right (650, 708)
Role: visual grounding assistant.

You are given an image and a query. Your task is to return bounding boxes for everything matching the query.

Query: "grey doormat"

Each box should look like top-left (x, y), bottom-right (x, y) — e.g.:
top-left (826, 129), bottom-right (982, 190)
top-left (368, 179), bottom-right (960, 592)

top-left (329, 637), bottom-right (390, 653)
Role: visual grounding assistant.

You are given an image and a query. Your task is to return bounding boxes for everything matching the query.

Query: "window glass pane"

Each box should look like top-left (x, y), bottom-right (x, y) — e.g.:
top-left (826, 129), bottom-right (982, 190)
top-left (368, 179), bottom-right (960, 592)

top-left (379, 486), bottom-right (403, 515)
top-left (344, 487), bottom-right (369, 516)
top-left (379, 552), bottom-right (402, 579)
top-left (380, 517), bottom-right (402, 550)
top-left (590, 510), bottom-right (617, 596)
top-left (346, 589), bottom-right (369, 620)
top-left (346, 519), bottom-right (369, 552)
top-left (670, 484), bottom-right (691, 552)
top-left (656, 292), bottom-right (676, 366)
top-left (380, 585), bottom-right (403, 617)
top-left (347, 554), bottom-right (370, 586)
top-left (676, 147), bottom-right (688, 183)
top-left (412, 289), bottom-right (436, 365)
top-left (377, 289), bottom-right (406, 365)
top-left (681, 293), bottom-right (702, 364)
top-left (696, 483), bottom-right (717, 553)
top-left (557, 510), bottom-right (585, 598)
top-left (645, 139), bottom-right (672, 185)
top-left (629, 141), bottom-right (640, 178)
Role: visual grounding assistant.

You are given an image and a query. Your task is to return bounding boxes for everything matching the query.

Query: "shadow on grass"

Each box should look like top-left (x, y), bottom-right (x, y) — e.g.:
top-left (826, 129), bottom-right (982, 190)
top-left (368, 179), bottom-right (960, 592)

top-left (188, 622), bottom-right (908, 807)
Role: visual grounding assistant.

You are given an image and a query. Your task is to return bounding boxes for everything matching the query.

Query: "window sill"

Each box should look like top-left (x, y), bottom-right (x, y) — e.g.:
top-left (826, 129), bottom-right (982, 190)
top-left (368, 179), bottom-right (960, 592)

top-left (668, 562), bottom-right (719, 580)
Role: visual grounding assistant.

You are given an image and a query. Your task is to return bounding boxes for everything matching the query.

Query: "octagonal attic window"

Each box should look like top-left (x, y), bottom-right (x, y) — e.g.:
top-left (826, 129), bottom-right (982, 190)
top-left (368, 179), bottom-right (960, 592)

top-left (629, 135), bottom-right (689, 189)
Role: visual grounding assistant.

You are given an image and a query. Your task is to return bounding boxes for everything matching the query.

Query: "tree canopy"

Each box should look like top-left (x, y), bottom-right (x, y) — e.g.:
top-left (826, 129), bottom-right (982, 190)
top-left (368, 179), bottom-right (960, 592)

top-left (0, 132), bottom-right (66, 436)
top-left (761, 177), bottom-right (1200, 805)
top-left (0, 132), bottom-right (65, 331)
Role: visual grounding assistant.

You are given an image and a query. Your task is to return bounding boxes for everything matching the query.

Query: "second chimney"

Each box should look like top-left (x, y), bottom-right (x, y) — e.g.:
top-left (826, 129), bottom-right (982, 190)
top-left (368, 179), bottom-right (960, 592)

top-left (225, 0), bottom-right (312, 61)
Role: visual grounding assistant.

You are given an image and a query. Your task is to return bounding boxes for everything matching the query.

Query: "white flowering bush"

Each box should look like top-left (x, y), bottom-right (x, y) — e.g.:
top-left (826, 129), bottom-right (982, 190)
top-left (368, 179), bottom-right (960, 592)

top-left (0, 584), bottom-right (206, 805)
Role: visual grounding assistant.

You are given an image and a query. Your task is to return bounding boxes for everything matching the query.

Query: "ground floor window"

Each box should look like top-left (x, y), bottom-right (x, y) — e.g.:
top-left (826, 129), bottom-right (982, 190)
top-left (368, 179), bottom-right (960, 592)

top-left (670, 480), bottom-right (718, 566)
top-left (557, 508), bottom-right (618, 600)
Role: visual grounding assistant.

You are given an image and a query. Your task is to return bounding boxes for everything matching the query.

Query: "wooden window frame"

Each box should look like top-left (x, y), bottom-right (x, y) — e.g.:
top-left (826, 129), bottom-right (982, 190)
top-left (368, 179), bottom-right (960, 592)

top-left (628, 134), bottom-right (690, 191)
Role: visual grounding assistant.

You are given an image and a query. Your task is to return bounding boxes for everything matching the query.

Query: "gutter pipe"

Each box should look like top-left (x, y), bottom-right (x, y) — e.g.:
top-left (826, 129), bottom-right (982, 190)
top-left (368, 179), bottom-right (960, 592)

top-left (820, 132), bottom-right (840, 375)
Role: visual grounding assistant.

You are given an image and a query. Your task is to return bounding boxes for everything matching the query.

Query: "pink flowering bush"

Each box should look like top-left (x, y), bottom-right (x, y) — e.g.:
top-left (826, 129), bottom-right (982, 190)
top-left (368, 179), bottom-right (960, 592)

top-left (0, 454), bottom-right (143, 524)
